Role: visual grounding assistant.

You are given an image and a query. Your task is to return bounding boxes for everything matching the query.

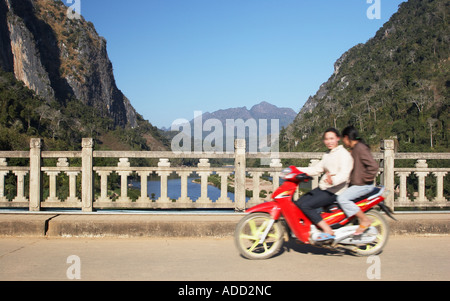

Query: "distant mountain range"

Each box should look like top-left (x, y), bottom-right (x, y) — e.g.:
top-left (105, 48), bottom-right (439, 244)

top-left (162, 101), bottom-right (297, 153)
top-left (165, 101), bottom-right (297, 131)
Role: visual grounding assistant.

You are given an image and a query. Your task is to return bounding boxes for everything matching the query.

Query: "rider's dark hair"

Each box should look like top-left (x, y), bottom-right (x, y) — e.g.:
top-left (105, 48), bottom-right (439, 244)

top-left (342, 126), bottom-right (368, 147)
top-left (323, 128), bottom-right (341, 139)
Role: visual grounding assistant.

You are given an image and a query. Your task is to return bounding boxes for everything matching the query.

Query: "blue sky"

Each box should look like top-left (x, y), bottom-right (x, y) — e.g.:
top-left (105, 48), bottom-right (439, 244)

top-left (71, 0), bottom-right (405, 128)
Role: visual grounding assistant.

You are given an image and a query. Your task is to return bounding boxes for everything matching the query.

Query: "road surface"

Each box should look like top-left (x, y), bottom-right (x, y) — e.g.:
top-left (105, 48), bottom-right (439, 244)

top-left (0, 235), bottom-right (449, 281)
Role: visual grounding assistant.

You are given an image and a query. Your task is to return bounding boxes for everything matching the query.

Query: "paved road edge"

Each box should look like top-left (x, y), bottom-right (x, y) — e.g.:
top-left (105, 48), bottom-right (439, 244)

top-left (0, 213), bottom-right (448, 238)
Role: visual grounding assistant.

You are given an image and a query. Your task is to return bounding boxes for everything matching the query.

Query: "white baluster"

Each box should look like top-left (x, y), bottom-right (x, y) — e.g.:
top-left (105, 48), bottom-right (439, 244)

top-left (395, 171), bottom-right (411, 205)
top-left (0, 170), bottom-right (9, 202)
top-left (66, 171), bottom-right (80, 203)
top-left (216, 171), bottom-right (232, 204)
top-left (176, 170), bottom-right (192, 204)
top-left (44, 171), bottom-right (60, 203)
top-left (414, 160), bottom-right (429, 203)
top-left (432, 171), bottom-right (448, 204)
top-left (157, 158), bottom-right (171, 203)
top-left (136, 171), bottom-right (152, 203)
top-left (96, 171), bottom-right (112, 202)
top-left (117, 158), bottom-right (131, 203)
top-left (197, 159), bottom-right (211, 204)
top-left (249, 172), bottom-right (262, 205)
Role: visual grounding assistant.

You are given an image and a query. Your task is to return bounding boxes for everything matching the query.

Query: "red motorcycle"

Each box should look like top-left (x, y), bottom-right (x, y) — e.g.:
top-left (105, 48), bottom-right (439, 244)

top-left (234, 166), bottom-right (396, 260)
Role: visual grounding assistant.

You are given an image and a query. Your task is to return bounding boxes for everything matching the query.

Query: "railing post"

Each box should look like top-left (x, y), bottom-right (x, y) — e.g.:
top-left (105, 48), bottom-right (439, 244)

top-left (234, 139), bottom-right (246, 212)
top-left (81, 138), bottom-right (94, 212)
top-left (381, 140), bottom-right (395, 211)
top-left (29, 138), bottom-right (41, 212)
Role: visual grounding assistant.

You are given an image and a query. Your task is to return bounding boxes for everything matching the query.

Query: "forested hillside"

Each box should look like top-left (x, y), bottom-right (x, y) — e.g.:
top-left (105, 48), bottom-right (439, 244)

top-left (0, 68), bottom-right (169, 151)
top-left (284, 0), bottom-right (449, 152)
top-left (0, 0), bottom-right (169, 151)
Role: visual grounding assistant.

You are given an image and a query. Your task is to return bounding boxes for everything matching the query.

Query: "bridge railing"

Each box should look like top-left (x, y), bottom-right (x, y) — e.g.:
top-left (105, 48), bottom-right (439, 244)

top-left (0, 138), bottom-right (448, 212)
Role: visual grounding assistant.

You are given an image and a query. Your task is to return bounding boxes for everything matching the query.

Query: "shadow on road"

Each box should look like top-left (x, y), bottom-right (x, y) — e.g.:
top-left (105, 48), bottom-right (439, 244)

top-left (279, 239), bottom-right (352, 257)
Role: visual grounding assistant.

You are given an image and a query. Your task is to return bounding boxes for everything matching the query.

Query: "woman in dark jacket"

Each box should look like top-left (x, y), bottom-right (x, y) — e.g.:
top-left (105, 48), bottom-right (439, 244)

top-left (337, 126), bottom-right (379, 235)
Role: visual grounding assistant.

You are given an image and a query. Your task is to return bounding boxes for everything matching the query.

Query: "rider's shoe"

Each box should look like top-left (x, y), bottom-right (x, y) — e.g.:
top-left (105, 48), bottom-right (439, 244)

top-left (315, 233), bottom-right (336, 242)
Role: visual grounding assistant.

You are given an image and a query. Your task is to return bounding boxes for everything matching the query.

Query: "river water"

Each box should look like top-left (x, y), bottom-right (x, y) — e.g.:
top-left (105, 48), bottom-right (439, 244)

top-left (131, 176), bottom-right (309, 203)
top-left (131, 177), bottom-right (237, 202)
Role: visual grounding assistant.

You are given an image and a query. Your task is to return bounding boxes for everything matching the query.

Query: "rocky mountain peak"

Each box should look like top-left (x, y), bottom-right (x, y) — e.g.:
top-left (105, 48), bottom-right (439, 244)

top-left (0, 0), bottom-right (137, 128)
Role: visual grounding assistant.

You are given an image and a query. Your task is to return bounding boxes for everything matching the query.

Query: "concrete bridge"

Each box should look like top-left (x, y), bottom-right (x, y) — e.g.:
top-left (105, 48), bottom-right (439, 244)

top-left (1, 139), bottom-right (449, 284)
top-left (0, 138), bottom-right (449, 213)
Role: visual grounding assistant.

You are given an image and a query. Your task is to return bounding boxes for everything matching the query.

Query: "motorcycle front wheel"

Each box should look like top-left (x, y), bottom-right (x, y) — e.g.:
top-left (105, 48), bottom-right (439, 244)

top-left (234, 213), bottom-right (285, 260)
top-left (350, 210), bottom-right (390, 256)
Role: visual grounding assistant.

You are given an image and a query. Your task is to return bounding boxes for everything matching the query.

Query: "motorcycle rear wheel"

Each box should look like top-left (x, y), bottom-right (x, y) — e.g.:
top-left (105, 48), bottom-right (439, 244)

top-left (350, 210), bottom-right (390, 256)
top-left (234, 213), bottom-right (285, 260)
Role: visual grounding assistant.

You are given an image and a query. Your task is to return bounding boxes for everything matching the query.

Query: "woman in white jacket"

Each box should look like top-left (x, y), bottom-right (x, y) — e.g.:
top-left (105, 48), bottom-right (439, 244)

top-left (297, 128), bottom-right (353, 241)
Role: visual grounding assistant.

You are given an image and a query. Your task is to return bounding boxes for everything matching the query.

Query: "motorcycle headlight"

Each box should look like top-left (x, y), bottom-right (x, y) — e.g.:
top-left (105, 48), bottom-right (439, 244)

top-left (280, 167), bottom-right (292, 179)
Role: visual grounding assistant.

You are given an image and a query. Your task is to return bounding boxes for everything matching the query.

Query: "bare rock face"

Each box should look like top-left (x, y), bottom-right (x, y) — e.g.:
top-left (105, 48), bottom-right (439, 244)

top-left (7, 7), bottom-right (55, 100)
top-left (0, 0), bottom-right (137, 128)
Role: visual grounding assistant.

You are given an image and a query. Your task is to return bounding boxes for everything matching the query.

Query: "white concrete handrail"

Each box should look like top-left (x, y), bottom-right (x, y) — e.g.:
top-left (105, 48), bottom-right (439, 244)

top-left (0, 139), bottom-right (448, 212)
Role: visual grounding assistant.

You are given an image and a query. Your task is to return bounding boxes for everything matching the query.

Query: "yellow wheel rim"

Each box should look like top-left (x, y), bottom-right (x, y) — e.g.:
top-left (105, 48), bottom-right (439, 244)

top-left (239, 217), bottom-right (281, 257)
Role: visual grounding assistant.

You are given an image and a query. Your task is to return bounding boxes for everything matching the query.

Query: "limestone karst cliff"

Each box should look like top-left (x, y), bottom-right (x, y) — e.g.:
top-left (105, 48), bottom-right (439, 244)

top-left (284, 0), bottom-right (449, 152)
top-left (0, 0), bottom-right (137, 128)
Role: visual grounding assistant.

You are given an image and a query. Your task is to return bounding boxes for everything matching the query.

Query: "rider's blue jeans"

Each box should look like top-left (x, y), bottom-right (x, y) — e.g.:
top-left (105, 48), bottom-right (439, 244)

top-left (337, 184), bottom-right (375, 218)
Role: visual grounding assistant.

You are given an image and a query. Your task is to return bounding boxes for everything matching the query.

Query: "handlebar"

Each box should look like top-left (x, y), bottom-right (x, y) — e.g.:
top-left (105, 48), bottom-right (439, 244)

top-left (295, 174), bottom-right (313, 181)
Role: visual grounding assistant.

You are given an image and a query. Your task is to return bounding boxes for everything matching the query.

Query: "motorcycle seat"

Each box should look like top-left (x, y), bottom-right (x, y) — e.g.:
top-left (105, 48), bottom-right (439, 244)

top-left (322, 187), bottom-right (384, 213)
top-left (351, 187), bottom-right (382, 203)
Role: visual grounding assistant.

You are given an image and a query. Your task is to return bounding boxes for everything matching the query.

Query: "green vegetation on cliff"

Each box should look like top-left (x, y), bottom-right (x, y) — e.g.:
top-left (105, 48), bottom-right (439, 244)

top-left (0, 67), bottom-right (168, 151)
top-left (284, 0), bottom-right (449, 153)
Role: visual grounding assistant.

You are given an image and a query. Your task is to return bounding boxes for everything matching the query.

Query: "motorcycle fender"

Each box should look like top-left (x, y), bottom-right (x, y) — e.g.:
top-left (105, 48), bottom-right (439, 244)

top-left (246, 202), bottom-right (282, 220)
